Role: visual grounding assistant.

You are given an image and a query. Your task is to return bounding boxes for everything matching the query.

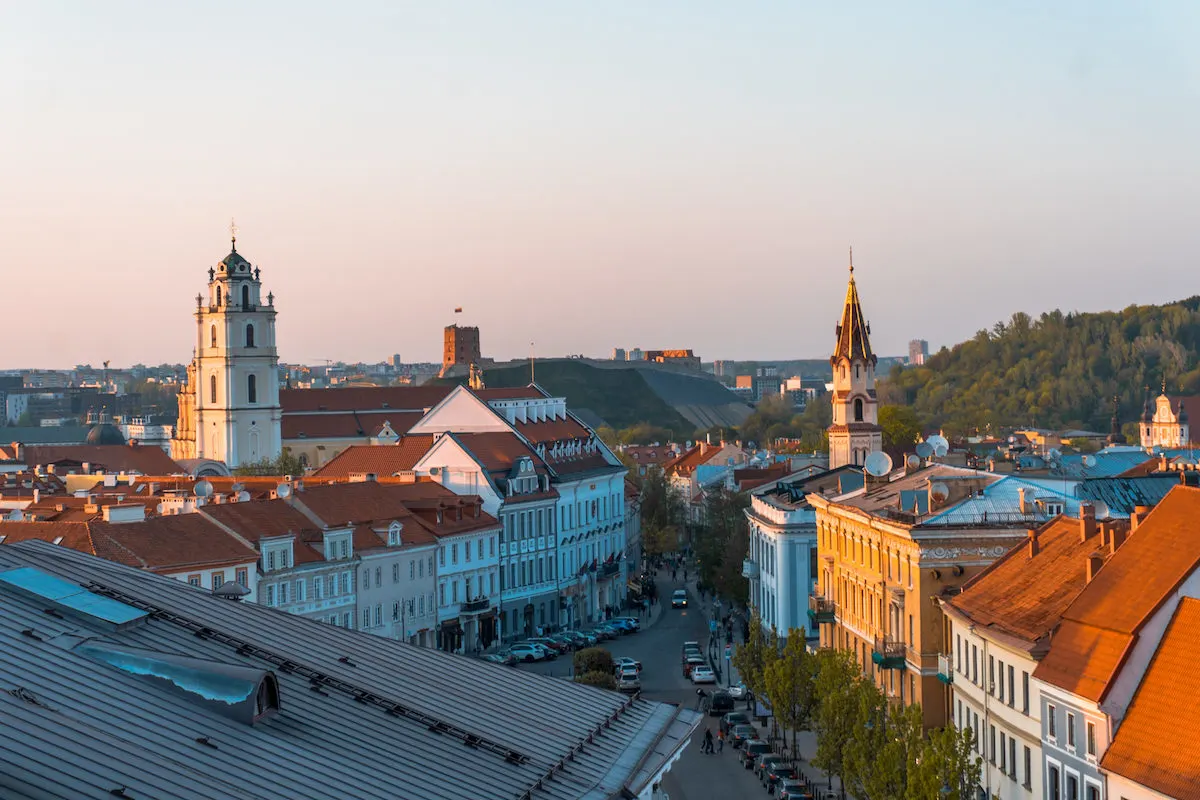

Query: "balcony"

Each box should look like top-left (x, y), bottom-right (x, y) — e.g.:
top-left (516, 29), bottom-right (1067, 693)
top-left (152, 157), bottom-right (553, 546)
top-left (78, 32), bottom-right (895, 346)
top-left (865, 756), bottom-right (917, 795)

top-left (871, 636), bottom-right (906, 669)
top-left (598, 561), bottom-right (621, 580)
top-left (460, 597), bottom-right (490, 614)
top-left (937, 653), bottom-right (954, 684)
top-left (741, 559), bottom-right (759, 579)
top-left (807, 594), bottom-right (836, 624)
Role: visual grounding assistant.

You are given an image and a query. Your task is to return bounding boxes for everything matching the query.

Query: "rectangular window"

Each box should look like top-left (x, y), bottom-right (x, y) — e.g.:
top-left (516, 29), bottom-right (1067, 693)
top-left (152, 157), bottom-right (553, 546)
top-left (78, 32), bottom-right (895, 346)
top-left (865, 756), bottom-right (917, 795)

top-left (1048, 704), bottom-right (1057, 740)
top-left (989, 724), bottom-right (996, 764)
top-left (489, 536), bottom-right (495, 557)
top-left (999, 659), bottom-right (1005, 703)
top-left (957, 634), bottom-right (962, 671)
top-left (341, 572), bottom-right (350, 594)
top-left (315, 577), bottom-right (323, 599)
top-left (394, 563), bottom-right (400, 583)
top-left (464, 542), bottom-right (470, 563)
top-left (489, 572), bottom-right (495, 594)
top-left (478, 538), bottom-right (484, 559)
top-left (439, 583), bottom-right (446, 606)
top-left (187, 574), bottom-right (202, 587)
top-left (1008, 736), bottom-right (1016, 778)
top-left (295, 579), bottom-right (304, 601)
top-left (1008, 664), bottom-right (1015, 707)
top-left (374, 567), bottom-right (381, 586)
top-left (267, 551), bottom-right (276, 571)
top-left (1022, 671), bottom-right (1030, 713)
top-left (393, 601), bottom-right (400, 622)
top-left (409, 561), bottom-right (414, 580)
top-left (989, 655), bottom-right (995, 694)
top-left (362, 609), bottom-right (370, 629)
top-left (440, 546), bottom-right (446, 567)
top-left (1023, 746), bottom-right (1031, 789)
top-left (374, 604), bottom-right (382, 627)
top-left (1000, 731), bottom-right (1007, 772)
top-left (344, 612), bottom-right (353, 629)
top-left (266, 585), bottom-right (275, 606)
top-left (1066, 712), bottom-right (1076, 749)
top-left (339, 540), bottom-right (347, 558)
top-left (279, 583), bottom-right (288, 604)
top-left (972, 645), bottom-right (979, 684)
top-left (1086, 721), bottom-right (1096, 756)
top-left (1067, 774), bottom-right (1078, 800)
top-left (211, 572), bottom-right (224, 589)
top-left (452, 581), bottom-right (458, 603)
top-left (452, 544), bottom-right (458, 564)
top-left (362, 569), bottom-right (370, 590)
top-left (236, 567), bottom-right (248, 586)
top-left (328, 575), bottom-right (337, 596)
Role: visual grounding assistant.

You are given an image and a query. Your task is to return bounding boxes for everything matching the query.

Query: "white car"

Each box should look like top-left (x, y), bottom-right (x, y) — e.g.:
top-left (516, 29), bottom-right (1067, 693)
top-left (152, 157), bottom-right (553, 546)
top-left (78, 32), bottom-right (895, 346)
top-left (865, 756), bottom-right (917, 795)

top-left (691, 665), bottom-right (717, 684)
top-left (615, 667), bottom-right (641, 693)
top-left (728, 682), bottom-right (748, 700)
top-left (615, 657), bottom-right (643, 673)
top-left (508, 643), bottom-right (545, 662)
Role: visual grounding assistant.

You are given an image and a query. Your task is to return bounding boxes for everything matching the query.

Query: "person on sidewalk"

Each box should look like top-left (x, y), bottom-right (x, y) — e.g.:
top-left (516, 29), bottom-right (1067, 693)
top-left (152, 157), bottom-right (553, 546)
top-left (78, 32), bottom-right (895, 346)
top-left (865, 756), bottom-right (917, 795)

top-left (703, 728), bottom-right (714, 754)
top-left (695, 687), bottom-right (707, 710)
top-left (716, 728), bottom-right (725, 754)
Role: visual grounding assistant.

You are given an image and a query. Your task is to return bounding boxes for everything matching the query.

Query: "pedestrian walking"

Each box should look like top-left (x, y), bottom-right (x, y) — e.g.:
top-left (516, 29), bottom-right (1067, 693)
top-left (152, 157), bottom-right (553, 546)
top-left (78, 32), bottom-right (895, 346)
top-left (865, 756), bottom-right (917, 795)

top-left (717, 729), bottom-right (725, 754)
top-left (695, 687), bottom-right (707, 710)
top-left (703, 728), bottom-right (714, 754)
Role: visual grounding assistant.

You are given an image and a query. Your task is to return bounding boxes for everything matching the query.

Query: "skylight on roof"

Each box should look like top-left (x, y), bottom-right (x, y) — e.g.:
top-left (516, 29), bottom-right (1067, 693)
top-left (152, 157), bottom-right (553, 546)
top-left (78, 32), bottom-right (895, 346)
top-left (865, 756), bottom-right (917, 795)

top-left (0, 567), bottom-right (149, 631)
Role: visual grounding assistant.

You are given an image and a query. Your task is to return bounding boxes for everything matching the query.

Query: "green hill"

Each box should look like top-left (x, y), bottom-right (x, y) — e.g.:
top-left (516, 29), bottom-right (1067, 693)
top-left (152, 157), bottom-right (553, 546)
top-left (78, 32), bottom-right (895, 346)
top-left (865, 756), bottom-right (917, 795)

top-left (436, 360), bottom-right (696, 435)
top-left (881, 297), bottom-right (1200, 436)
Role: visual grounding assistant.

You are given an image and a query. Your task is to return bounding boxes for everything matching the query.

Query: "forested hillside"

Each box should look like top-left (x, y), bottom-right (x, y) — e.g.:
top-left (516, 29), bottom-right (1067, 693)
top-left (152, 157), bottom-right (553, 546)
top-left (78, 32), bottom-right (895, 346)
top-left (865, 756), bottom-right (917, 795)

top-left (880, 298), bottom-right (1200, 436)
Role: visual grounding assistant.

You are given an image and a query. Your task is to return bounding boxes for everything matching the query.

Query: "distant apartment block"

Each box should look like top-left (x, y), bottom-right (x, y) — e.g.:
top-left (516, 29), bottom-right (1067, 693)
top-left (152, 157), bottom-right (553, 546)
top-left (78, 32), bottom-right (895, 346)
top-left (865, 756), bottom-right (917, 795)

top-left (909, 338), bottom-right (929, 365)
top-left (611, 347), bottom-right (700, 370)
top-left (736, 367), bottom-right (781, 402)
top-left (612, 347), bottom-right (626, 361)
top-left (712, 360), bottom-right (729, 377)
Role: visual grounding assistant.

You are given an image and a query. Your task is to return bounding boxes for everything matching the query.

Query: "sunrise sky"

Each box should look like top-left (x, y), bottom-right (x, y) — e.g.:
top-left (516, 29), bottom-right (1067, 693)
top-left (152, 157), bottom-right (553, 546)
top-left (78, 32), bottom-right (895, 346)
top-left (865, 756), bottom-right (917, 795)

top-left (4, 1), bottom-right (1199, 367)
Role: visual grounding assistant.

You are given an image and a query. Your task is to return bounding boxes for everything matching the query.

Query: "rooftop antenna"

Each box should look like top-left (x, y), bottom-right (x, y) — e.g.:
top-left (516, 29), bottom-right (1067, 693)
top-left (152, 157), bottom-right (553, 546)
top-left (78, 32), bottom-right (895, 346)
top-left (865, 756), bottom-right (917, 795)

top-left (530, 341), bottom-right (535, 385)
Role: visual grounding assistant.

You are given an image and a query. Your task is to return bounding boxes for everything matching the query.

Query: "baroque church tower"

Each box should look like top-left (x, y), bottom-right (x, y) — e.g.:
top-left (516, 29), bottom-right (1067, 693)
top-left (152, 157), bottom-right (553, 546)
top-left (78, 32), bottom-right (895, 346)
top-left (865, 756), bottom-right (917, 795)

top-left (827, 251), bottom-right (882, 469)
top-left (172, 228), bottom-right (282, 468)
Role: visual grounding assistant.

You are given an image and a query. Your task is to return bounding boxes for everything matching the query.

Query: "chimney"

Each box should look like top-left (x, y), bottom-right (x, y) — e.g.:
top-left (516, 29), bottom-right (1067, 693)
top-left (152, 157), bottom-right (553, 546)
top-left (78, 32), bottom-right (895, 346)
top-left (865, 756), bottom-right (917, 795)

top-left (32, 487), bottom-right (39, 504)
top-left (1079, 503), bottom-right (1096, 542)
top-left (1130, 505), bottom-right (1150, 531)
top-left (700, 442), bottom-right (708, 455)
top-left (10, 442), bottom-right (23, 461)
top-left (706, 432), bottom-right (712, 445)
top-left (149, 482), bottom-right (160, 496)
top-left (1027, 529), bottom-right (1039, 558)
top-left (1018, 487), bottom-right (1030, 515)
top-left (1085, 552), bottom-right (1104, 584)
top-left (1110, 525), bottom-right (1127, 554)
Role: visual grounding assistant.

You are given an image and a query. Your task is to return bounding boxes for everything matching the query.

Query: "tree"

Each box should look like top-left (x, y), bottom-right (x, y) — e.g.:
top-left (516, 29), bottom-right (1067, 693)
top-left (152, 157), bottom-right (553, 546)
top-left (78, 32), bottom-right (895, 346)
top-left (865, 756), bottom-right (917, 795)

top-left (233, 449), bottom-right (307, 477)
top-left (15, 411), bottom-right (34, 427)
top-left (879, 405), bottom-right (923, 448)
top-left (640, 467), bottom-right (684, 545)
top-left (910, 724), bottom-right (982, 800)
top-left (641, 523), bottom-right (676, 559)
top-left (573, 647), bottom-right (614, 675)
top-left (731, 610), bottom-right (777, 702)
top-left (574, 670), bottom-right (617, 691)
top-left (762, 632), bottom-right (817, 761)
top-left (811, 648), bottom-right (863, 790)
top-left (695, 488), bottom-right (749, 601)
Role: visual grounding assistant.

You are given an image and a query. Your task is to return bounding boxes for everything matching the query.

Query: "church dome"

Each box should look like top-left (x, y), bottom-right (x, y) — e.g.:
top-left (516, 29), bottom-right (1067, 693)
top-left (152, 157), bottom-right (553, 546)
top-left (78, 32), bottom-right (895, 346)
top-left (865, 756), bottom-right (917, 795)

top-left (1142, 397), bottom-right (1154, 423)
top-left (218, 248), bottom-right (251, 274)
top-left (86, 422), bottom-right (126, 446)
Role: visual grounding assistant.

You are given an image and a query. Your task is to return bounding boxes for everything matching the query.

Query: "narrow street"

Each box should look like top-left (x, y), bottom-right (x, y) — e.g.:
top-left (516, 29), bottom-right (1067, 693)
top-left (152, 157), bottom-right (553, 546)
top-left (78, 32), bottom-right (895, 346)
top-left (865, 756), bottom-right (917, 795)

top-left (518, 578), bottom-right (772, 799)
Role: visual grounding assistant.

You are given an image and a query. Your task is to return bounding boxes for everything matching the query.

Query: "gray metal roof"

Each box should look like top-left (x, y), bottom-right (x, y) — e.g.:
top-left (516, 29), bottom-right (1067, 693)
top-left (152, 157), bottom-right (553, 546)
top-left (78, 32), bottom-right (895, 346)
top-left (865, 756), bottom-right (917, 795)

top-left (0, 426), bottom-right (90, 446)
top-left (0, 541), bottom-right (699, 800)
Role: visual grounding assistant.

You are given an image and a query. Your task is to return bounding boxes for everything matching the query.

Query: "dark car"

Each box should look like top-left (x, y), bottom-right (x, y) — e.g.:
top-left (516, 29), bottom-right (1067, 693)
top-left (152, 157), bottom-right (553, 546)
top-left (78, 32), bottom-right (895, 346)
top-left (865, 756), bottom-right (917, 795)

top-left (682, 655), bottom-right (706, 678)
top-left (741, 740), bottom-right (771, 769)
top-left (755, 753), bottom-right (788, 780)
top-left (528, 637), bottom-right (568, 654)
top-left (777, 778), bottom-right (809, 799)
top-left (764, 763), bottom-right (797, 790)
top-left (729, 724), bottom-right (756, 748)
top-left (721, 711), bottom-right (751, 734)
top-left (707, 689), bottom-right (734, 716)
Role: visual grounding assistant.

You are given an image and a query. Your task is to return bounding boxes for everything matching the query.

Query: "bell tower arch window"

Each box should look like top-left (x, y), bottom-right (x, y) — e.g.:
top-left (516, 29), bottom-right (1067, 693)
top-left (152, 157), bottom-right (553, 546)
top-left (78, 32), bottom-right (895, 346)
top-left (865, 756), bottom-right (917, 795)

top-left (216, 286), bottom-right (222, 306)
top-left (248, 374), bottom-right (258, 404)
top-left (245, 323), bottom-right (255, 348)
top-left (241, 284), bottom-right (250, 308)
top-left (854, 398), bottom-right (864, 422)
top-left (210, 374), bottom-right (218, 404)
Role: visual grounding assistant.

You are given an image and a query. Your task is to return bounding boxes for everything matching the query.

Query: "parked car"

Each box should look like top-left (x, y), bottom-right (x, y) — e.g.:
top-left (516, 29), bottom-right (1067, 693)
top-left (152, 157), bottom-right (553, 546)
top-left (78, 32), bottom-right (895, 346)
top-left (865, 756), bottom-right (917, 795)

top-left (548, 633), bottom-right (579, 651)
top-left (682, 655), bottom-right (706, 678)
top-left (483, 651), bottom-right (517, 667)
top-left (615, 667), bottom-right (641, 694)
top-left (690, 665), bottom-right (716, 684)
top-left (755, 753), bottom-right (788, 781)
top-left (508, 643), bottom-right (545, 663)
top-left (728, 681), bottom-right (749, 700)
top-left (707, 689), bottom-right (734, 716)
top-left (763, 762), bottom-right (797, 790)
top-left (611, 616), bottom-right (640, 632)
top-left (741, 740), bottom-right (771, 769)
top-left (671, 589), bottom-right (688, 608)
top-left (729, 724), bottom-right (757, 749)
top-left (682, 641), bottom-right (701, 652)
top-left (528, 637), bottom-right (568, 654)
top-left (606, 618), bottom-right (636, 634)
top-left (589, 626), bottom-right (617, 641)
top-left (566, 630), bottom-right (597, 647)
top-left (778, 778), bottom-right (809, 799)
top-left (615, 657), bottom-right (643, 673)
top-left (721, 711), bottom-right (751, 734)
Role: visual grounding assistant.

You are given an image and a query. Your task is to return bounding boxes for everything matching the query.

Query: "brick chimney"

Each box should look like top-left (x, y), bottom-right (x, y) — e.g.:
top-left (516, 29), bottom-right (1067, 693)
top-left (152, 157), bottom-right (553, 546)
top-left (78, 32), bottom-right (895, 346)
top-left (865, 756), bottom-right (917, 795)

top-left (1027, 529), bottom-right (1039, 558)
top-left (1110, 526), bottom-right (1127, 554)
top-left (1130, 505), bottom-right (1150, 532)
top-left (1085, 552), bottom-right (1104, 583)
top-left (1018, 487), bottom-right (1031, 515)
top-left (1078, 503), bottom-right (1096, 542)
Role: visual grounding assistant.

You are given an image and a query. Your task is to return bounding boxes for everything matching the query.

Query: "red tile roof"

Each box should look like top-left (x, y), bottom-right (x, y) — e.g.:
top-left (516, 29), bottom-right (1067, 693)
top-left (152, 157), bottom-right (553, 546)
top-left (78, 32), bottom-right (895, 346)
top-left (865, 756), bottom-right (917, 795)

top-left (1034, 486), bottom-right (1200, 701)
top-left (946, 516), bottom-right (1114, 645)
top-left (514, 417), bottom-right (590, 445)
top-left (663, 443), bottom-right (734, 476)
top-left (453, 432), bottom-right (548, 475)
top-left (17, 444), bottom-right (184, 475)
top-left (295, 482), bottom-right (498, 539)
top-left (734, 464), bottom-right (792, 492)
top-left (280, 386), bottom-right (451, 414)
top-left (282, 411), bottom-right (423, 440)
top-left (1101, 597), bottom-right (1200, 800)
top-left (622, 446), bottom-right (681, 467)
top-left (312, 437), bottom-right (435, 478)
top-left (201, 499), bottom-right (321, 542)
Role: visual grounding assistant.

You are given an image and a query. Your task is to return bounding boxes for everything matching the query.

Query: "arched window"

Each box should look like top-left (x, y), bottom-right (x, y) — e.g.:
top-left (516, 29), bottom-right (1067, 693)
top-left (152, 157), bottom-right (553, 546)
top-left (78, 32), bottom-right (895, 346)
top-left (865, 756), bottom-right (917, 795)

top-left (245, 323), bottom-right (255, 348)
top-left (210, 325), bottom-right (217, 348)
top-left (210, 374), bottom-right (217, 404)
top-left (854, 398), bottom-right (864, 422)
top-left (216, 286), bottom-right (222, 306)
top-left (248, 374), bottom-right (258, 404)
top-left (241, 284), bottom-right (250, 308)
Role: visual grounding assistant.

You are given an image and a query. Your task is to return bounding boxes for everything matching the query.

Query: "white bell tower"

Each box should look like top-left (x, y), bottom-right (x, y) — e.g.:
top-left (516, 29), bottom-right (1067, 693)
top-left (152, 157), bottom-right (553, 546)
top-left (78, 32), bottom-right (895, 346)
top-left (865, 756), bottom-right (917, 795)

top-left (190, 224), bottom-right (282, 468)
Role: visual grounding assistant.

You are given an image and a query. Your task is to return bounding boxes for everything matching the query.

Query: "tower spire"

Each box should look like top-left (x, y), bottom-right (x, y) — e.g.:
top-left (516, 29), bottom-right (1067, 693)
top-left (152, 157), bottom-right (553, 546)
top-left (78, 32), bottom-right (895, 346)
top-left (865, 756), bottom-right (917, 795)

top-left (230, 218), bottom-right (239, 253)
top-left (849, 245), bottom-right (854, 275)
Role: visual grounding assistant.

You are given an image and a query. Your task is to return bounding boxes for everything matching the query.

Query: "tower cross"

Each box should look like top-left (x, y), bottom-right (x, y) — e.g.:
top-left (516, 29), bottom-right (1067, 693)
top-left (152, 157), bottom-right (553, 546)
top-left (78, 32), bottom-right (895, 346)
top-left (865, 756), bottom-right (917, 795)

top-left (230, 218), bottom-right (239, 251)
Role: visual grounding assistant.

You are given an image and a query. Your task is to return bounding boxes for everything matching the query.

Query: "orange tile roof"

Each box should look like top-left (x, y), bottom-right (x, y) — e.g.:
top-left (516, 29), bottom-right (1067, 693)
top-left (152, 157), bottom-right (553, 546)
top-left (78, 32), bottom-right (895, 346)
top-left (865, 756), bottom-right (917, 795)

top-left (1101, 598), bottom-right (1200, 799)
top-left (282, 411), bottom-right (423, 440)
top-left (1034, 485), bottom-right (1200, 700)
top-left (946, 517), bottom-right (1111, 645)
top-left (0, 521), bottom-right (104, 558)
top-left (662, 443), bottom-right (731, 476)
top-left (514, 417), bottom-right (590, 445)
top-left (280, 386), bottom-right (451, 413)
top-left (622, 446), bottom-right (680, 466)
top-left (453, 432), bottom-right (548, 475)
top-left (201, 499), bottom-right (321, 542)
top-left (311, 436), bottom-right (435, 478)
top-left (296, 482), bottom-right (498, 539)
top-left (18, 444), bottom-right (184, 475)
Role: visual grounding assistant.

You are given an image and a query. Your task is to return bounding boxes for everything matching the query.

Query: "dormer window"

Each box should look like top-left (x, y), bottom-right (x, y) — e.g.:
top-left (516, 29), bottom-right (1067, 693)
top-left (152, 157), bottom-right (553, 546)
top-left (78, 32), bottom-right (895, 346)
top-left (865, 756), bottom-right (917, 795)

top-left (388, 521), bottom-right (402, 546)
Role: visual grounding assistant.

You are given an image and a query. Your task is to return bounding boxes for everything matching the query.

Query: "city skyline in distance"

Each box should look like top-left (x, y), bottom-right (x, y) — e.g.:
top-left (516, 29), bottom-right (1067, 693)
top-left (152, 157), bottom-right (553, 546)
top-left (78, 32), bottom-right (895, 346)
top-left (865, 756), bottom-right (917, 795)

top-left (4, 3), bottom-right (1199, 369)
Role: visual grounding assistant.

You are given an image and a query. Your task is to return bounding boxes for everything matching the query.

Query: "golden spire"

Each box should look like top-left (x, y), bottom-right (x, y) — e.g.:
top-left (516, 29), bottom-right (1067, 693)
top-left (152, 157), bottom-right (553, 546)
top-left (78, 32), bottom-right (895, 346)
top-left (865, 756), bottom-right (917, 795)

top-left (849, 245), bottom-right (854, 276)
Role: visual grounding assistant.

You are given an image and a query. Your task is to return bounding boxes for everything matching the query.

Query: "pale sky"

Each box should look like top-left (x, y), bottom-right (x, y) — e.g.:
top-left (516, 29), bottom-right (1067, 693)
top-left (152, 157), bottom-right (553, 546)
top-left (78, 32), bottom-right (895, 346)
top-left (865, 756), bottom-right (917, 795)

top-left (3, 2), bottom-right (1199, 368)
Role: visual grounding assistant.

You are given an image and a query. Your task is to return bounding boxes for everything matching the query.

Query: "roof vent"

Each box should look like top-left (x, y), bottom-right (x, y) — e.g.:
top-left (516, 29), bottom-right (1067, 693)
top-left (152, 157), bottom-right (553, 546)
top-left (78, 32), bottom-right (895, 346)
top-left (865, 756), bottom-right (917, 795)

top-left (74, 640), bottom-right (280, 725)
top-left (213, 582), bottom-right (251, 601)
top-left (0, 567), bottom-right (148, 631)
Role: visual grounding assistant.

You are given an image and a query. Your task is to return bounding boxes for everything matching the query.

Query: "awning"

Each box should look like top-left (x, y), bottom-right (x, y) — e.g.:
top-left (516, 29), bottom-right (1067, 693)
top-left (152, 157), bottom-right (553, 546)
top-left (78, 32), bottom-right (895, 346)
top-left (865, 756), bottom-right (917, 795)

top-left (439, 619), bottom-right (462, 634)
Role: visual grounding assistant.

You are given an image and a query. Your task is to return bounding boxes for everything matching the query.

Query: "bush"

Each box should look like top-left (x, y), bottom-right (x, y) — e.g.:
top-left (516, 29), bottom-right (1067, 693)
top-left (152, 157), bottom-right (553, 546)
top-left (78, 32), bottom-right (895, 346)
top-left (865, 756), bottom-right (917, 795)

top-left (575, 671), bottom-right (618, 691)
top-left (574, 647), bottom-right (614, 676)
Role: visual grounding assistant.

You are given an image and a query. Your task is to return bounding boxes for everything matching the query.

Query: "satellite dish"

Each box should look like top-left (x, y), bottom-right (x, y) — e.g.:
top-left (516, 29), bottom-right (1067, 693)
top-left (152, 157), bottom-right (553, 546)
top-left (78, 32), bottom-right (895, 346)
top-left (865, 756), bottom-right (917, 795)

top-left (193, 480), bottom-right (213, 498)
top-left (1091, 499), bottom-right (1109, 519)
top-left (934, 443), bottom-right (949, 458)
top-left (927, 435), bottom-right (949, 458)
top-left (864, 451), bottom-right (894, 478)
top-left (1081, 454), bottom-right (1097, 468)
top-left (1048, 448), bottom-right (1063, 460)
top-left (929, 482), bottom-right (950, 503)
top-left (905, 454), bottom-right (921, 470)
top-left (916, 442), bottom-right (934, 459)
top-left (276, 483), bottom-right (292, 499)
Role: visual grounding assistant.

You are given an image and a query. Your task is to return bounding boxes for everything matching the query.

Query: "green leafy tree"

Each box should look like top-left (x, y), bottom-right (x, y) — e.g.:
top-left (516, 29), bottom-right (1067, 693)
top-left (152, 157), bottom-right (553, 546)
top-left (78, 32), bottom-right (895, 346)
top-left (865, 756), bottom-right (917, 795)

top-left (641, 523), bottom-right (677, 559)
top-left (694, 487), bottom-right (749, 601)
top-left (573, 647), bottom-right (614, 676)
top-left (731, 611), bottom-right (777, 701)
top-left (574, 670), bottom-right (617, 691)
top-left (811, 648), bottom-right (864, 790)
top-left (640, 467), bottom-right (684, 539)
top-left (910, 724), bottom-right (982, 800)
top-left (233, 449), bottom-right (308, 477)
top-left (762, 632), bottom-right (817, 761)
top-left (879, 405), bottom-right (923, 448)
